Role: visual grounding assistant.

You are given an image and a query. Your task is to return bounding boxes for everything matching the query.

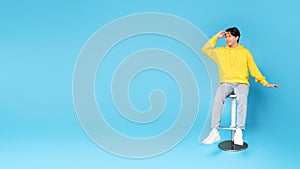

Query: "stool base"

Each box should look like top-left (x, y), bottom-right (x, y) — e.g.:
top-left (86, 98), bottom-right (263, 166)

top-left (218, 140), bottom-right (248, 152)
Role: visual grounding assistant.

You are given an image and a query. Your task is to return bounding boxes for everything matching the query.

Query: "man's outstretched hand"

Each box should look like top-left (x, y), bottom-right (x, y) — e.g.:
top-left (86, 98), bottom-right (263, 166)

top-left (266, 84), bottom-right (280, 88)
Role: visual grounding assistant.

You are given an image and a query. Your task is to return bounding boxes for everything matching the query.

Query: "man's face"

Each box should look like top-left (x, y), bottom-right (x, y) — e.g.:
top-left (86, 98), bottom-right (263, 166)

top-left (225, 32), bottom-right (239, 47)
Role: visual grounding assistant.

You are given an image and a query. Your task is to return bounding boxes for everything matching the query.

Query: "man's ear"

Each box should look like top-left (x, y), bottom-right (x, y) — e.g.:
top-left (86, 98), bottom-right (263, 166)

top-left (235, 36), bottom-right (239, 43)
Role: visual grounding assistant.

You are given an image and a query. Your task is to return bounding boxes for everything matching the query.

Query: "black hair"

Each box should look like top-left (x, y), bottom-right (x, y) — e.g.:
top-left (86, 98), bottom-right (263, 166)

top-left (226, 27), bottom-right (241, 43)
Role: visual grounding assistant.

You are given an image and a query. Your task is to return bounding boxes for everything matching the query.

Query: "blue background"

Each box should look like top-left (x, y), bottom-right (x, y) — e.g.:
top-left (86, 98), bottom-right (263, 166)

top-left (1, 0), bottom-right (299, 168)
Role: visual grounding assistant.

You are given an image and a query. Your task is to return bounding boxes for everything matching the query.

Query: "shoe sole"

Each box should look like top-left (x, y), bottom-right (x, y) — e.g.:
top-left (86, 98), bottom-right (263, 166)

top-left (202, 136), bottom-right (220, 144)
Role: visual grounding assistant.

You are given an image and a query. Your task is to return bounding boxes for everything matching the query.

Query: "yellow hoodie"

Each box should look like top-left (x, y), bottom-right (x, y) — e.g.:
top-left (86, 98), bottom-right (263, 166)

top-left (202, 35), bottom-right (268, 86)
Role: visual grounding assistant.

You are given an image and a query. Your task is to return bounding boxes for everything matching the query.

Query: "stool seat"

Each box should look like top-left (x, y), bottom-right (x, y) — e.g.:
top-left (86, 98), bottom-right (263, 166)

top-left (218, 94), bottom-right (248, 152)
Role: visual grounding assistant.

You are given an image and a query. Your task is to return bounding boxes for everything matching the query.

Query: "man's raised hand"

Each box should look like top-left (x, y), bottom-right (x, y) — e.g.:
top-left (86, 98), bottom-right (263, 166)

top-left (216, 30), bottom-right (226, 38)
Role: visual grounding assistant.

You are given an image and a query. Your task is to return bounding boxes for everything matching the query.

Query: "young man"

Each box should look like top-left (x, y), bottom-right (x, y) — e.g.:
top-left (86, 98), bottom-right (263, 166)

top-left (201, 27), bottom-right (279, 145)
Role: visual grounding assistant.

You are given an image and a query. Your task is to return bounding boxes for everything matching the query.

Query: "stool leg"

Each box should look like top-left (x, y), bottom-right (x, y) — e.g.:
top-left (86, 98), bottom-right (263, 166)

top-left (231, 97), bottom-right (236, 129)
top-left (231, 97), bottom-right (236, 143)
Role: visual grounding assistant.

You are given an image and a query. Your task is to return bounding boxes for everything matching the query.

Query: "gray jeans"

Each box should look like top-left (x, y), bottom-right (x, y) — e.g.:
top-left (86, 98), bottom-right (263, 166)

top-left (211, 83), bottom-right (249, 130)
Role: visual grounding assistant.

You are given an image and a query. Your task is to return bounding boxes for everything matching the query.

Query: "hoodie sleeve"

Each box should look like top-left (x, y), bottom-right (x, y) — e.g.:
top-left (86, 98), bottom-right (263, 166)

top-left (247, 50), bottom-right (269, 86)
top-left (201, 35), bottom-right (219, 63)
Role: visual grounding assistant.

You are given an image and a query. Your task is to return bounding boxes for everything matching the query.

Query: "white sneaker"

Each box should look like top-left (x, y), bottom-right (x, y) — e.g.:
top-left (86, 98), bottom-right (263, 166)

top-left (202, 129), bottom-right (220, 144)
top-left (234, 128), bottom-right (244, 146)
